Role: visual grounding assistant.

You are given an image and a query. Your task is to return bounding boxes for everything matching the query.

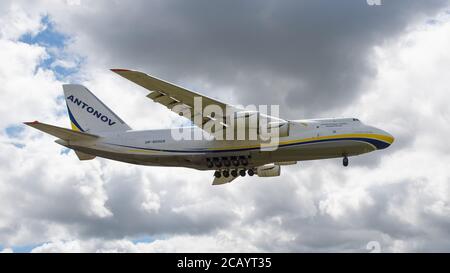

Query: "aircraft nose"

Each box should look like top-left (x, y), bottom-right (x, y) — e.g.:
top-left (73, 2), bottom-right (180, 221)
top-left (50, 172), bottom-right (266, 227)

top-left (377, 129), bottom-right (395, 149)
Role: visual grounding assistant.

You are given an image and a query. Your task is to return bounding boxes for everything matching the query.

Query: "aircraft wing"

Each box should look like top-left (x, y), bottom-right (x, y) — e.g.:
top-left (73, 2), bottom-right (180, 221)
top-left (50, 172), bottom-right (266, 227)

top-left (111, 69), bottom-right (235, 130)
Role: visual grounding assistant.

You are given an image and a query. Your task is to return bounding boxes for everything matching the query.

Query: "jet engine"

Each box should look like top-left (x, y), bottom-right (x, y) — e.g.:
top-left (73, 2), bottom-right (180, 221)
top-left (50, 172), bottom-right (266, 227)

top-left (274, 161), bottom-right (297, 166)
top-left (233, 111), bottom-right (260, 129)
top-left (267, 121), bottom-right (290, 138)
top-left (256, 164), bottom-right (281, 177)
top-left (232, 111), bottom-right (291, 138)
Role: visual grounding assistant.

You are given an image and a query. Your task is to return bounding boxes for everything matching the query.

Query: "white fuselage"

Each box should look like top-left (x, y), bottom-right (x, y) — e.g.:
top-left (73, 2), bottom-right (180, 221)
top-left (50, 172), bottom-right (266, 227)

top-left (65, 118), bottom-right (394, 171)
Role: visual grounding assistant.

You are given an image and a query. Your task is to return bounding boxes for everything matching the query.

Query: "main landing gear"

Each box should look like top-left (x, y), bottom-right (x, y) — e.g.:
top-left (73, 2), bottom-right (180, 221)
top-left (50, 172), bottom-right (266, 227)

top-left (343, 156), bottom-right (349, 167)
top-left (214, 168), bottom-right (255, 178)
top-left (207, 156), bottom-right (250, 169)
top-left (210, 155), bottom-right (254, 179)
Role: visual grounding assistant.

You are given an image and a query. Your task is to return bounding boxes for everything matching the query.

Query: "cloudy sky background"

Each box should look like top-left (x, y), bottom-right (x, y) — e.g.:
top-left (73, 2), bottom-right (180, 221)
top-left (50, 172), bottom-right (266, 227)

top-left (1, 0), bottom-right (450, 252)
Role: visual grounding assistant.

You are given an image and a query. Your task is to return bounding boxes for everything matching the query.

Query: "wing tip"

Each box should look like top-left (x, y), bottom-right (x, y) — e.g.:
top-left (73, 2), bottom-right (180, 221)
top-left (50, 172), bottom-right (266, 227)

top-left (110, 68), bottom-right (131, 73)
top-left (23, 121), bottom-right (40, 125)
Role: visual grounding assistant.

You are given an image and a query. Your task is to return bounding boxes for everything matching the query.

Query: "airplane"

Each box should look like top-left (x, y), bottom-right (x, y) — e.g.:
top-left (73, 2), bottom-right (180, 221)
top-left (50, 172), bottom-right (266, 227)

top-left (24, 69), bottom-right (394, 185)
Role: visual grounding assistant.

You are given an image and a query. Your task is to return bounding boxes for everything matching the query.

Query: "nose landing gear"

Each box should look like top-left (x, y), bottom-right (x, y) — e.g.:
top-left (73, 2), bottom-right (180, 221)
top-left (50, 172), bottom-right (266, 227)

top-left (343, 156), bottom-right (349, 167)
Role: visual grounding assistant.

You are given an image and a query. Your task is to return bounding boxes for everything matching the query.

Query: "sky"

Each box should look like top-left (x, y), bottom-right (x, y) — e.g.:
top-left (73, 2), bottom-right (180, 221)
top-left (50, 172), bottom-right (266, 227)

top-left (1, 0), bottom-right (450, 253)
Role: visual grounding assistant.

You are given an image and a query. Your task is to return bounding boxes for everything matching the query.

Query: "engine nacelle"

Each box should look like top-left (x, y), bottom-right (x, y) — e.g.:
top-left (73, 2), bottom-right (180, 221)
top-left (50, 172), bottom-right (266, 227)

top-left (267, 121), bottom-right (290, 138)
top-left (233, 111), bottom-right (260, 130)
top-left (233, 111), bottom-right (291, 138)
top-left (256, 164), bottom-right (281, 177)
top-left (274, 161), bottom-right (297, 166)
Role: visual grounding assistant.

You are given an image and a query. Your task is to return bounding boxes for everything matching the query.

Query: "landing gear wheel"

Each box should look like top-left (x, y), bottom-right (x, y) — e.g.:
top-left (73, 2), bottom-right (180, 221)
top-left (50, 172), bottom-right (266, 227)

top-left (232, 158), bottom-right (240, 167)
top-left (231, 169), bottom-right (238, 177)
top-left (248, 169), bottom-right (255, 176)
top-left (207, 160), bottom-right (214, 168)
top-left (214, 158), bottom-right (222, 168)
top-left (239, 169), bottom-right (246, 177)
top-left (214, 171), bottom-right (221, 178)
top-left (223, 170), bottom-right (230, 178)
top-left (223, 159), bottom-right (231, 167)
top-left (240, 157), bottom-right (249, 166)
top-left (343, 156), bottom-right (349, 167)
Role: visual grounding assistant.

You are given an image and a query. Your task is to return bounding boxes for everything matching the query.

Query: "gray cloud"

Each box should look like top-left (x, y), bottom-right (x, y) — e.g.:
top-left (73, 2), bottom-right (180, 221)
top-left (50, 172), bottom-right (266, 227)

top-left (1, 0), bottom-right (450, 253)
top-left (55, 0), bottom-right (448, 118)
top-left (74, 167), bottom-right (237, 239)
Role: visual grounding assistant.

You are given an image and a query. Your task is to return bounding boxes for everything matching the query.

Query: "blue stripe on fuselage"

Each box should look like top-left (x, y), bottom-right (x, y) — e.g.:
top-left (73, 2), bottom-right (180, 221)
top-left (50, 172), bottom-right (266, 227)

top-left (104, 137), bottom-right (391, 154)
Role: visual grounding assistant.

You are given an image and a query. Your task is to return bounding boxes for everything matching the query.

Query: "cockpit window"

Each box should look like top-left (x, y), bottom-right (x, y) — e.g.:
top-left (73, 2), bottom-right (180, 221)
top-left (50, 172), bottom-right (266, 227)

top-left (352, 118), bottom-right (360, 122)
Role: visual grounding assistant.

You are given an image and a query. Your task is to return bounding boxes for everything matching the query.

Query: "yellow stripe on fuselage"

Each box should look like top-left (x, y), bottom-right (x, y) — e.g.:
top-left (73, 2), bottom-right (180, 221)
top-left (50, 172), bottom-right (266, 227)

top-left (120, 133), bottom-right (394, 154)
top-left (126, 149), bottom-right (158, 154)
top-left (207, 133), bottom-right (394, 151)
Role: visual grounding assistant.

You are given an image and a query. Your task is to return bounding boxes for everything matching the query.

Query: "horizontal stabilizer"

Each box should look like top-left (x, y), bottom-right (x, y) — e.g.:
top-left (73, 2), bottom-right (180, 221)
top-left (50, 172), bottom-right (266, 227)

top-left (24, 121), bottom-right (99, 141)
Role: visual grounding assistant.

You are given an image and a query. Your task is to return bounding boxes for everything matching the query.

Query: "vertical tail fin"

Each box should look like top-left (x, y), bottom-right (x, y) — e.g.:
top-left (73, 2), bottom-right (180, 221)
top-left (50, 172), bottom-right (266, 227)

top-left (63, 84), bottom-right (131, 134)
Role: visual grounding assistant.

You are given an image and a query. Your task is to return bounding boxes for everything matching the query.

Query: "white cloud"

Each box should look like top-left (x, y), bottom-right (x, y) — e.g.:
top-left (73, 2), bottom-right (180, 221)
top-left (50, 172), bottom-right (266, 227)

top-left (0, 247), bottom-right (14, 253)
top-left (0, 5), bottom-right (42, 41)
top-left (31, 234), bottom-right (261, 253)
top-left (1, 1), bottom-right (450, 253)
